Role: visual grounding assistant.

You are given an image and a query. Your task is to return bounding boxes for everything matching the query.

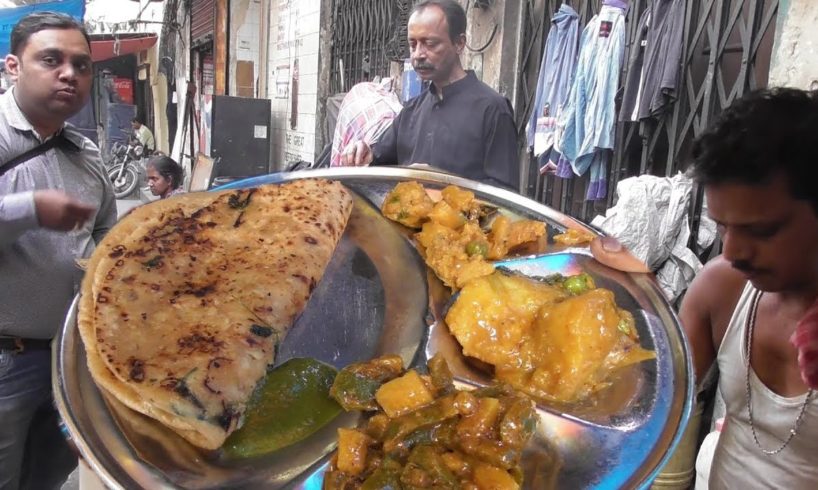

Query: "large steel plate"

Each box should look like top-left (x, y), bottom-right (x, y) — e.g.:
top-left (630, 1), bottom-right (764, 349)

top-left (54, 166), bottom-right (693, 489)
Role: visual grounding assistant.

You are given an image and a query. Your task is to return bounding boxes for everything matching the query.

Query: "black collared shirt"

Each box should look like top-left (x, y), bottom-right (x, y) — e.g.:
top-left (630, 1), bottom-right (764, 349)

top-left (372, 71), bottom-right (519, 189)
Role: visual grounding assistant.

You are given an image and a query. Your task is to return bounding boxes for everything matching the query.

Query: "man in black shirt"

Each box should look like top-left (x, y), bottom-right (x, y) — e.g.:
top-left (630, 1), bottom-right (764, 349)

top-left (340, 0), bottom-right (519, 189)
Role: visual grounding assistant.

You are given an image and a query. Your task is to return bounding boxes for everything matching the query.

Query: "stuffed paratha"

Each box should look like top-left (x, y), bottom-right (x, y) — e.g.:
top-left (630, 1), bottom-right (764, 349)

top-left (78, 179), bottom-right (353, 450)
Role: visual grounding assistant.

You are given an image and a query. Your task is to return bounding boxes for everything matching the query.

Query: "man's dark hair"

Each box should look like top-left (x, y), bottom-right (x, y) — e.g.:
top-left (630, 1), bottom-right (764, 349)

top-left (412, 0), bottom-right (467, 41)
top-left (10, 12), bottom-right (91, 56)
top-left (148, 155), bottom-right (184, 190)
top-left (690, 88), bottom-right (818, 211)
top-left (132, 118), bottom-right (141, 124)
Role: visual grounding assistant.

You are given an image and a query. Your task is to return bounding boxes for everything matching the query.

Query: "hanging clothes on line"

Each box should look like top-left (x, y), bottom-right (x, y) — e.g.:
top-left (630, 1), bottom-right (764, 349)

top-left (620, 0), bottom-right (685, 121)
top-left (555, 0), bottom-right (628, 200)
top-left (526, 4), bottom-right (580, 159)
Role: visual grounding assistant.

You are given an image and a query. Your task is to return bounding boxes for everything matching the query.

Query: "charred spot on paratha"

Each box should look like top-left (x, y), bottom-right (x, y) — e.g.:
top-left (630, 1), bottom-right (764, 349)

top-left (250, 324), bottom-right (274, 338)
top-left (128, 358), bottom-right (146, 382)
top-left (141, 255), bottom-right (164, 270)
top-left (233, 211), bottom-right (245, 228)
top-left (228, 189), bottom-right (255, 210)
top-left (217, 405), bottom-right (239, 432)
top-left (180, 282), bottom-right (216, 298)
top-left (109, 245), bottom-right (126, 258)
top-left (177, 332), bottom-right (225, 355)
top-left (175, 380), bottom-right (204, 410)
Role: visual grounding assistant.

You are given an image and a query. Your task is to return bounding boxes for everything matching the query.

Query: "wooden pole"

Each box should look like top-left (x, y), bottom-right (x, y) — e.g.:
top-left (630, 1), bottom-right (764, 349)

top-left (214, 0), bottom-right (228, 96)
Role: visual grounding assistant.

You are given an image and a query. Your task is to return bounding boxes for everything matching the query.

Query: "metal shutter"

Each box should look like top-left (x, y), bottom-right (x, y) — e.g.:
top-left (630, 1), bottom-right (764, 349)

top-left (191, 0), bottom-right (216, 47)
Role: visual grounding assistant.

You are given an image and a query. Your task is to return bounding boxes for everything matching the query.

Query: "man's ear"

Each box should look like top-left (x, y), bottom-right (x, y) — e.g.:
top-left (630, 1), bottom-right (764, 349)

top-left (455, 33), bottom-right (466, 55)
top-left (5, 54), bottom-right (20, 79)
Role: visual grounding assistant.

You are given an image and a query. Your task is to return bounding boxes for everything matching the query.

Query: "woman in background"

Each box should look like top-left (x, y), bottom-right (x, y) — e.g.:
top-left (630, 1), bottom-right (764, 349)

top-left (146, 155), bottom-right (185, 199)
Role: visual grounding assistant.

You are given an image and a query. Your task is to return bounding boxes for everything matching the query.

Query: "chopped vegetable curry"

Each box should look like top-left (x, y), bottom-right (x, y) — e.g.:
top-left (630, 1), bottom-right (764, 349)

top-left (382, 183), bottom-right (546, 289)
top-left (445, 271), bottom-right (655, 403)
top-left (324, 355), bottom-right (538, 490)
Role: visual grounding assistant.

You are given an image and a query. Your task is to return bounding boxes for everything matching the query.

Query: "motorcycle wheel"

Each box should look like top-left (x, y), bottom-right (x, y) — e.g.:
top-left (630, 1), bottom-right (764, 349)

top-left (108, 165), bottom-right (139, 199)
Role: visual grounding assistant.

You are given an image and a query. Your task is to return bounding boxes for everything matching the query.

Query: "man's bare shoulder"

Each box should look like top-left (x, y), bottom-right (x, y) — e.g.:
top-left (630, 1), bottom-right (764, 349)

top-left (681, 255), bottom-right (747, 377)
top-left (694, 255), bottom-right (745, 297)
top-left (687, 256), bottom-right (747, 334)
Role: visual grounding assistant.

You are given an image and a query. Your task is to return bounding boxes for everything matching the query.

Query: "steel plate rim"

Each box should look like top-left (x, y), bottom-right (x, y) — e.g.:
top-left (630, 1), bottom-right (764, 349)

top-left (53, 295), bottom-right (129, 490)
top-left (630, 272), bottom-right (695, 489)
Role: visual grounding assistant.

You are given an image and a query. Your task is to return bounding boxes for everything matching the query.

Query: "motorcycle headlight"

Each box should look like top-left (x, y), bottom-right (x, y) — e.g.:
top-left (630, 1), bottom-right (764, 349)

top-left (134, 146), bottom-right (144, 157)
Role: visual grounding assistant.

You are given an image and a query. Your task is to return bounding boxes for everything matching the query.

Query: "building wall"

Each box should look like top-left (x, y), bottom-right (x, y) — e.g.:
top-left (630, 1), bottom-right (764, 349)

top-left (85, 0), bottom-right (164, 34)
top-left (412, 0), bottom-right (516, 104)
top-left (462, 0), bottom-right (507, 93)
top-left (84, 0), bottom-right (171, 159)
top-left (267, 0), bottom-right (322, 170)
top-left (229, 0), bottom-right (263, 97)
top-left (143, 44), bottom-right (170, 155)
top-left (769, 0), bottom-right (818, 90)
top-left (170, 0), bottom-right (192, 172)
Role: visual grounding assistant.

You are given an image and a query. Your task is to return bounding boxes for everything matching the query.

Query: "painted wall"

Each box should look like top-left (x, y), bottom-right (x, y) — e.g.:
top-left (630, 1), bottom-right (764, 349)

top-left (769, 0), bottom-right (818, 90)
top-left (267, 0), bottom-right (322, 170)
top-left (229, 0), bottom-right (263, 97)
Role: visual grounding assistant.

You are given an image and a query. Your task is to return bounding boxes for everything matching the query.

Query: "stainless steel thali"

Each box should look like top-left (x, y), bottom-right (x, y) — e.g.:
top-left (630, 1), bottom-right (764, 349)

top-left (54, 167), bottom-right (694, 489)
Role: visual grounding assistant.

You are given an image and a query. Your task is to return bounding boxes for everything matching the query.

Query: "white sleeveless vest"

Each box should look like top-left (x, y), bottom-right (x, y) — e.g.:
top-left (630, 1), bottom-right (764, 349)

top-left (707, 283), bottom-right (818, 489)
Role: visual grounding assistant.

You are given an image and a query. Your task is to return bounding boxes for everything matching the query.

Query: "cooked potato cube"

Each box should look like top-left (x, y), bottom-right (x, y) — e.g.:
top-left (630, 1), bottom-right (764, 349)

top-left (381, 181), bottom-right (435, 228)
top-left (458, 397), bottom-right (501, 437)
top-left (336, 428), bottom-right (371, 476)
top-left (441, 451), bottom-right (471, 477)
top-left (428, 200), bottom-right (467, 229)
top-left (375, 370), bottom-right (435, 417)
top-left (553, 228), bottom-right (596, 246)
top-left (506, 220), bottom-right (547, 250)
top-left (473, 463), bottom-right (520, 490)
top-left (441, 185), bottom-right (476, 213)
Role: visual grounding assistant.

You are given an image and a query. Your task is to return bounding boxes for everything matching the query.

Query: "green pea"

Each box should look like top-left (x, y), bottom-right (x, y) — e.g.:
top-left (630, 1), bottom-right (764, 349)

top-left (564, 273), bottom-right (592, 295)
top-left (465, 240), bottom-right (489, 257)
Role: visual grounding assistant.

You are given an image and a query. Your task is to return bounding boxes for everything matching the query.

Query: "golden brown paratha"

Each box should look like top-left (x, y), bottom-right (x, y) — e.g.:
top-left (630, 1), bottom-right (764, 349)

top-left (78, 179), bottom-right (353, 450)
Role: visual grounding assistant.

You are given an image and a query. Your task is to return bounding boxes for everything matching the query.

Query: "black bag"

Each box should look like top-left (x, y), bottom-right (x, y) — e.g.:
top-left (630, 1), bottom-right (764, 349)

top-left (0, 134), bottom-right (67, 178)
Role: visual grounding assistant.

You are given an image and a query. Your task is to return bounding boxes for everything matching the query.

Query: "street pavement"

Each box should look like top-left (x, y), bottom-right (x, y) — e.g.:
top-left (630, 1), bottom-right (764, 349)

top-left (116, 198), bottom-right (142, 218)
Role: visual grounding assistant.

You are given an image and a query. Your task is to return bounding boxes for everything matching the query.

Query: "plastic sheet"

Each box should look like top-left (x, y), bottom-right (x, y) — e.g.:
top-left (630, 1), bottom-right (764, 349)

top-left (592, 173), bottom-right (716, 302)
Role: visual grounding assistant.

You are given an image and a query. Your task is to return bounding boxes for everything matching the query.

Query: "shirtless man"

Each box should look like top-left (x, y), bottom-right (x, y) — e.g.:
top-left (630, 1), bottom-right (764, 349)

top-left (681, 88), bottom-right (818, 488)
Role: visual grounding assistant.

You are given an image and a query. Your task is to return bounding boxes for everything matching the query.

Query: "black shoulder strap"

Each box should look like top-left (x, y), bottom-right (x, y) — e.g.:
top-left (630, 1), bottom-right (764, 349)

top-left (0, 135), bottom-right (65, 178)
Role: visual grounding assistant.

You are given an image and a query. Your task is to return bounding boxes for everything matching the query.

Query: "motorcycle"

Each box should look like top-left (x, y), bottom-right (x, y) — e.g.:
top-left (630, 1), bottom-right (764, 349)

top-left (106, 139), bottom-right (145, 199)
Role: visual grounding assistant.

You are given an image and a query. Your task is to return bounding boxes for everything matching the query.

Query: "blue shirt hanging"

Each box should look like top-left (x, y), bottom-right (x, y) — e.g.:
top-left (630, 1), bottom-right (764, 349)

top-left (526, 4), bottom-right (580, 157)
top-left (556, 2), bottom-right (627, 200)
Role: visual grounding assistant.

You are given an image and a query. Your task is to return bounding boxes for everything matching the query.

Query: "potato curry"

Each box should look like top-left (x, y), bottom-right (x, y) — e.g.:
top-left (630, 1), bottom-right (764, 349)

top-left (445, 271), bottom-right (655, 404)
top-left (552, 228), bottom-right (596, 246)
top-left (324, 355), bottom-right (537, 490)
top-left (382, 182), bottom-right (546, 289)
